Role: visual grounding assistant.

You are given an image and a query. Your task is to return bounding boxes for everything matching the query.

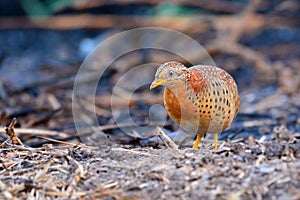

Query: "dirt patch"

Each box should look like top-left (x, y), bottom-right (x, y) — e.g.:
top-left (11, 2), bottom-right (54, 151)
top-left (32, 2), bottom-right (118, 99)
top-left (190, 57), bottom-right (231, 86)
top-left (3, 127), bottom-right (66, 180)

top-left (1, 127), bottom-right (299, 200)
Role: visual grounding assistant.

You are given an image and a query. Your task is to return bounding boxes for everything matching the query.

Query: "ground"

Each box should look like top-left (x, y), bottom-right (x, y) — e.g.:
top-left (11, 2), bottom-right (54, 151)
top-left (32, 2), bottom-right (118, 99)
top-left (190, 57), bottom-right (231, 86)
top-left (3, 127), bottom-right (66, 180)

top-left (1, 127), bottom-right (299, 199)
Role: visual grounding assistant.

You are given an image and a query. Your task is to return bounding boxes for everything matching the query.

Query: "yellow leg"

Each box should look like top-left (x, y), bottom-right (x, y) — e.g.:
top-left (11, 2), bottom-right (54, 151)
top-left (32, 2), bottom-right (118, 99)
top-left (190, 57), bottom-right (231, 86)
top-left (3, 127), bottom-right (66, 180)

top-left (214, 133), bottom-right (218, 150)
top-left (192, 134), bottom-right (203, 149)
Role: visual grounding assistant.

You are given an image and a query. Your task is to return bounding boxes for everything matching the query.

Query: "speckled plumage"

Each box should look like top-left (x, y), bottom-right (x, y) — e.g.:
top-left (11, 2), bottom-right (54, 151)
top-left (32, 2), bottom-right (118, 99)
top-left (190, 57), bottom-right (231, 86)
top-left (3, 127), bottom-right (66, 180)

top-left (150, 61), bottom-right (240, 149)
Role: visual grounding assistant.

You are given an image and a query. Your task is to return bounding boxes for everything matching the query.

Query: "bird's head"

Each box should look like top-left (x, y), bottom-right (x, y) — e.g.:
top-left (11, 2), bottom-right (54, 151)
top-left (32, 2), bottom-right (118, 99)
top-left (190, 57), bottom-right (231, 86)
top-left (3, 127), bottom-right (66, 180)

top-left (150, 61), bottom-right (188, 89)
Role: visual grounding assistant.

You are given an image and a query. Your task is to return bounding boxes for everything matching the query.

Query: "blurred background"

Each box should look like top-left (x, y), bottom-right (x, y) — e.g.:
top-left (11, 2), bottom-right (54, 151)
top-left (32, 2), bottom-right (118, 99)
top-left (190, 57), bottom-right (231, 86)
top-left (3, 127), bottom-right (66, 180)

top-left (0, 0), bottom-right (299, 146)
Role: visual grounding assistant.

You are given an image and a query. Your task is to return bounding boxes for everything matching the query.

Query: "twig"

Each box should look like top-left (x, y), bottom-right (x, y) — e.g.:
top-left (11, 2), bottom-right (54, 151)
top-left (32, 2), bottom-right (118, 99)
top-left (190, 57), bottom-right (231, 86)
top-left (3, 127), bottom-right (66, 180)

top-left (76, 121), bottom-right (170, 137)
top-left (26, 108), bottom-right (61, 127)
top-left (71, 0), bottom-right (243, 14)
top-left (65, 155), bottom-right (86, 196)
top-left (157, 127), bottom-right (180, 154)
top-left (37, 136), bottom-right (78, 146)
top-left (231, 138), bottom-right (246, 143)
top-left (98, 121), bottom-right (168, 131)
top-left (242, 119), bottom-right (276, 128)
top-left (0, 13), bottom-right (296, 31)
top-left (225, 0), bottom-right (261, 42)
top-left (111, 148), bottom-right (158, 157)
top-left (44, 191), bottom-right (87, 197)
top-left (0, 128), bottom-right (69, 138)
top-left (47, 94), bottom-right (61, 110)
top-left (0, 15), bottom-right (210, 31)
top-left (1, 141), bottom-right (36, 152)
top-left (34, 159), bottom-right (52, 182)
top-left (4, 118), bottom-right (24, 146)
top-left (262, 175), bottom-right (285, 189)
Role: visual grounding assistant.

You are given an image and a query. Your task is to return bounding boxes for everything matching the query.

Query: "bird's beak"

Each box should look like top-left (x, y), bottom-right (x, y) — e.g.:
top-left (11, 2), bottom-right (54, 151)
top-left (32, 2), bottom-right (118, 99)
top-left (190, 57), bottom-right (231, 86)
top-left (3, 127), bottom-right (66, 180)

top-left (150, 79), bottom-right (167, 89)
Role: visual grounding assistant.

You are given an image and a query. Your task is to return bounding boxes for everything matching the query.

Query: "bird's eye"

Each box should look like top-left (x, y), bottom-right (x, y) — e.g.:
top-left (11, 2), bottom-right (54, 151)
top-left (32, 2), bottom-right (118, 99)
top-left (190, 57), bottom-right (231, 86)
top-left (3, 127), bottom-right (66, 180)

top-left (168, 70), bottom-right (174, 77)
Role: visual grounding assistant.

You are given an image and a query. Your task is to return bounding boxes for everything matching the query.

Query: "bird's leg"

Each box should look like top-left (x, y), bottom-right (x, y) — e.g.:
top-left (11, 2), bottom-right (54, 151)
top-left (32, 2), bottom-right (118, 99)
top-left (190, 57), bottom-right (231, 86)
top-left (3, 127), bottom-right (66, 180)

top-left (192, 134), bottom-right (203, 149)
top-left (214, 133), bottom-right (218, 150)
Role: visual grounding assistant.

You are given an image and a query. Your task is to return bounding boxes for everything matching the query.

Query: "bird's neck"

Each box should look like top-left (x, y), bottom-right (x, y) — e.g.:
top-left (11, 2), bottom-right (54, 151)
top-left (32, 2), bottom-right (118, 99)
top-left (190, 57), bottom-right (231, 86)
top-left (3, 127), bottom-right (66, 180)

top-left (165, 80), bottom-right (188, 95)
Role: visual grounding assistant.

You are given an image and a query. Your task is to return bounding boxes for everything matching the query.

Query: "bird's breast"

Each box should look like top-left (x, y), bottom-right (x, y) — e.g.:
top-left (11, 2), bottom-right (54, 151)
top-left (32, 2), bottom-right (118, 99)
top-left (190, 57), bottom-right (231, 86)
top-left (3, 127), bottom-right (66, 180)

top-left (163, 78), bottom-right (238, 134)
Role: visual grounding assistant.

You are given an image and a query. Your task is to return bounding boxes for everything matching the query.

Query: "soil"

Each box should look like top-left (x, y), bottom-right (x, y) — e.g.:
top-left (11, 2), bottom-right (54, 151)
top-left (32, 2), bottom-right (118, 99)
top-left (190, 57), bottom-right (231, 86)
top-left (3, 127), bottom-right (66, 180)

top-left (1, 129), bottom-right (299, 199)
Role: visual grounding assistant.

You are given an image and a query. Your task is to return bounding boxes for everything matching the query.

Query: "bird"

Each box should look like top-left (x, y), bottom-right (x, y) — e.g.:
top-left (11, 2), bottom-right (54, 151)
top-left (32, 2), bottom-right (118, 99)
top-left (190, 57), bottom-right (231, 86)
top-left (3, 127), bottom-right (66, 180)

top-left (150, 61), bottom-right (240, 150)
